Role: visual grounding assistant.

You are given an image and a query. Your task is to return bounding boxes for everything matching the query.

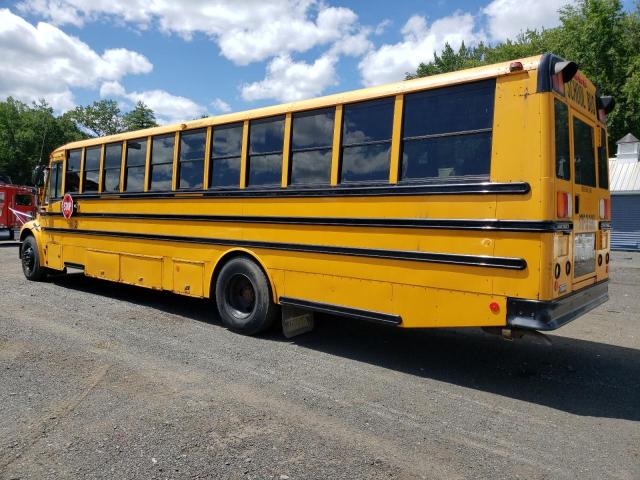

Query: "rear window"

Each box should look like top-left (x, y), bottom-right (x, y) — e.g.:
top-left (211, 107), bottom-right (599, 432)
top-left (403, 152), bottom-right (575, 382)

top-left (554, 100), bottom-right (570, 180)
top-left (573, 117), bottom-right (596, 187)
top-left (598, 127), bottom-right (609, 189)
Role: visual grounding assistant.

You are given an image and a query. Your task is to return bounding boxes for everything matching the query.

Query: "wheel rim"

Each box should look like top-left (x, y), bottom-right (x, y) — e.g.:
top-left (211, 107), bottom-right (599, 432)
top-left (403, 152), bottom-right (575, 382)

top-left (22, 244), bottom-right (35, 275)
top-left (226, 273), bottom-right (256, 319)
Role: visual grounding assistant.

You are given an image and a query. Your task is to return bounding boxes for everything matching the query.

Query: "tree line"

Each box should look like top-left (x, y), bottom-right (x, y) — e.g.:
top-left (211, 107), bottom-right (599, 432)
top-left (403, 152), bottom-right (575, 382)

top-left (0, 99), bottom-right (157, 185)
top-left (407, 0), bottom-right (639, 149)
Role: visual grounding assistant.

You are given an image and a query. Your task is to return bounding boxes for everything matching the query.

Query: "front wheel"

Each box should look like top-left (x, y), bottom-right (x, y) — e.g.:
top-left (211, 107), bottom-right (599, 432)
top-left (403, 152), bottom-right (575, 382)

top-left (21, 235), bottom-right (48, 281)
top-left (215, 257), bottom-right (277, 335)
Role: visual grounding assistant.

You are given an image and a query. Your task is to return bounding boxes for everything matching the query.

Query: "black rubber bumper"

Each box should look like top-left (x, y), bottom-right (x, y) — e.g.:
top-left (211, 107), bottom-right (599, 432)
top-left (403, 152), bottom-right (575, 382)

top-left (507, 280), bottom-right (609, 331)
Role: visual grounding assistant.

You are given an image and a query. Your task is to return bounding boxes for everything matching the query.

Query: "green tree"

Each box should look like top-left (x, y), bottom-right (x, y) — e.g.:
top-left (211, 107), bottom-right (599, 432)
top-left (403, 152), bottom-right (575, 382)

top-left (122, 101), bottom-right (158, 131)
top-left (67, 99), bottom-right (124, 137)
top-left (0, 97), bottom-right (85, 184)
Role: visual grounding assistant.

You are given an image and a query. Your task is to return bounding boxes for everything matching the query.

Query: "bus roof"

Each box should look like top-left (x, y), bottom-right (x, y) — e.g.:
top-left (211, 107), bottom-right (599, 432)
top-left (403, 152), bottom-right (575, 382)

top-left (54, 54), bottom-right (545, 155)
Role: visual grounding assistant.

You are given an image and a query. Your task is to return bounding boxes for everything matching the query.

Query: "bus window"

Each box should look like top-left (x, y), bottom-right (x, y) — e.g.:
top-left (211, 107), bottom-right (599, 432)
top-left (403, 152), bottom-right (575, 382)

top-left (401, 80), bottom-right (494, 181)
top-left (124, 138), bottom-right (147, 192)
top-left (150, 134), bottom-right (175, 191)
top-left (178, 129), bottom-right (206, 189)
top-left (210, 123), bottom-right (242, 188)
top-left (83, 146), bottom-right (101, 193)
top-left (49, 162), bottom-right (62, 199)
top-left (103, 142), bottom-right (123, 192)
top-left (248, 116), bottom-right (285, 187)
top-left (554, 100), bottom-right (571, 180)
top-left (341, 98), bottom-right (393, 183)
top-left (290, 108), bottom-right (334, 185)
top-left (65, 149), bottom-right (81, 193)
top-left (598, 127), bottom-right (609, 189)
top-left (573, 117), bottom-right (596, 187)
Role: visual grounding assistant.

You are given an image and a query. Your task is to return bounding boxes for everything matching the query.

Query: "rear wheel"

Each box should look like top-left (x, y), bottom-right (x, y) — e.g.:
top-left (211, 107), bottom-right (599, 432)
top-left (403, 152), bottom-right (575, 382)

top-left (21, 236), bottom-right (47, 281)
top-left (215, 257), bottom-right (277, 335)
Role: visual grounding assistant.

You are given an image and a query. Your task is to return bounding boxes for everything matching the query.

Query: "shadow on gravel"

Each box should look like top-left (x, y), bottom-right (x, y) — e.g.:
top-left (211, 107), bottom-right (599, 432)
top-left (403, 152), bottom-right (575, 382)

top-left (52, 272), bottom-right (640, 422)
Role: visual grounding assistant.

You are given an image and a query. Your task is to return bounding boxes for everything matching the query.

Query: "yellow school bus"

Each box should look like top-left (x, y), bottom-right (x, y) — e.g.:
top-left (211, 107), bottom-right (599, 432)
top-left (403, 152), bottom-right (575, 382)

top-left (19, 53), bottom-right (613, 336)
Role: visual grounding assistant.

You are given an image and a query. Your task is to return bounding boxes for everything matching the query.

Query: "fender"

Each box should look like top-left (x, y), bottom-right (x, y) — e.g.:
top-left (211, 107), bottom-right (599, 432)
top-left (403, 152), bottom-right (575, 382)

top-left (18, 220), bottom-right (46, 263)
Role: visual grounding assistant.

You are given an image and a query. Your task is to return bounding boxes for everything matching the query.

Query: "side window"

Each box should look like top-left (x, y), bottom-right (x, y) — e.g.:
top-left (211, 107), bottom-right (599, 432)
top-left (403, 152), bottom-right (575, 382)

top-left (555, 100), bottom-right (571, 180)
top-left (83, 146), bottom-right (101, 192)
top-left (210, 123), bottom-right (242, 188)
top-left (16, 194), bottom-right (32, 206)
top-left (598, 127), bottom-right (609, 189)
top-left (65, 149), bottom-right (81, 193)
top-left (178, 129), bottom-right (206, 189)
top-left (573, 117), bottom-right (596, 187)
top-left (248, 116), bottom-right (284, 187)
top-left (290, 108), bottom-right (334, 185)
top-left (124, 138), bottom-right (147, 192)
top-left (150, 134), bottom-right (175, 191)
top-left (102, 142), bottom-right (123, 192)
top-left (341, 98), bottom-right (393, 183)
top-left (401, 80), bottom-right (494, 182)
top-left (49, 162), bottom-right (62, 199)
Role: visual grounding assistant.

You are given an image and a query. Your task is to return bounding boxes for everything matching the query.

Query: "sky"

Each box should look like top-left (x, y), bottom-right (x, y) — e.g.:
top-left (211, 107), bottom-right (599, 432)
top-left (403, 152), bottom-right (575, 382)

top-left (0, 0), bottom-right (635, 124)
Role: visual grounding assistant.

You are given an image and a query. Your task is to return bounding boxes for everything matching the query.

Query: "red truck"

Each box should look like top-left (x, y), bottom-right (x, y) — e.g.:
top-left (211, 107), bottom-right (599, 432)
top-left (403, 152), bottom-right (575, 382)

top-left (0, 175), bottom-right (36, 240)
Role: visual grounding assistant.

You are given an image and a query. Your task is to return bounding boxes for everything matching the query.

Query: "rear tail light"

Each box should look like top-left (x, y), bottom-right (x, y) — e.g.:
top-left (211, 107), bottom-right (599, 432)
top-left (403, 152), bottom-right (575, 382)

top-left (557, 192), bottom-right (572, 219)
top-left (599, 198), bottom-right (610, 220)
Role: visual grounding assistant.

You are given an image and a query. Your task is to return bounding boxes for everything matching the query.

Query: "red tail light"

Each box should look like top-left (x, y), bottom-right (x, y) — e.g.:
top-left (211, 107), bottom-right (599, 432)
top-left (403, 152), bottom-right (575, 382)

top-left (557, 192), bottom-right (572, 218)
top-left (599, 199), bottom-right (610, 220)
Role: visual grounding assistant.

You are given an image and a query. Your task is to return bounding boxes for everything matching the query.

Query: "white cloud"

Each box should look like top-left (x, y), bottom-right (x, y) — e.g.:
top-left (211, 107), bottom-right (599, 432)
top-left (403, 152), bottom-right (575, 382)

top-left (0, 8), bottom-right (152, 111)
top-left (374, 19), bottom-right (392, 36)
top-left (17, 0), bottom-right (368, 66)
top-left (210, 98), bottom-right (231, 113)
top-left (483, 0), bottom-right (572, 42)
top-left (358, 13), bottom-right (482, 87)
top-left (100, 81), bottom-right (206, 124)
top-left (240, 54), bottom-right (338, 103)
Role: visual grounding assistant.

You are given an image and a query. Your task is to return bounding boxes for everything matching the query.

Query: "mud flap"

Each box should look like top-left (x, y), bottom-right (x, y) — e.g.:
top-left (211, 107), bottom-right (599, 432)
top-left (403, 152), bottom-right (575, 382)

top-left (282, 306), bottom-right (314, 338)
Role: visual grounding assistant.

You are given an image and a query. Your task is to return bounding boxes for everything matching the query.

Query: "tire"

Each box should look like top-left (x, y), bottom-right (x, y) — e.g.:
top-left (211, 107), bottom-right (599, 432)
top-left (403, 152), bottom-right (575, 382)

top-left (215, 256), bottom-right (277, 335)
top-left (20, 235), bottom-right (48, 281)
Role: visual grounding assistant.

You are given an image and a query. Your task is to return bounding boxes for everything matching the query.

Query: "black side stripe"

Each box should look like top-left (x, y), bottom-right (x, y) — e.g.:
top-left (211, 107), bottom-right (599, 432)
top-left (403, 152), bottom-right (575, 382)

top-left (280, 297), bottom-right (402, 326)
top-left (62, 181), bottom-right (530, 200)
top-left (41, 212), bottom-right (572, 232)
top-left (42, 227), bottom-right (528, 270)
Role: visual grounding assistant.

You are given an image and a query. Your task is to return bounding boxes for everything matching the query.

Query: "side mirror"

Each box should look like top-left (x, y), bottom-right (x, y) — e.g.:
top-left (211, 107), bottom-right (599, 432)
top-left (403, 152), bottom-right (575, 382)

top-left (32, 165), bottom-right (48, 187)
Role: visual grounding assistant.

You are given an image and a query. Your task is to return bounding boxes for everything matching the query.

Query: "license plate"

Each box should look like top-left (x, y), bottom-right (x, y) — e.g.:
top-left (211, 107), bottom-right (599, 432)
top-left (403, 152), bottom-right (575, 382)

top-left (574, 233), bottom-right (595, 277)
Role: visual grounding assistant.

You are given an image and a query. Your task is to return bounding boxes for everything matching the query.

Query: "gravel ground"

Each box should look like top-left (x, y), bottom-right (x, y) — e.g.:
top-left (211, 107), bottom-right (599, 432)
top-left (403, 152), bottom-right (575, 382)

top-left (0, 240), bottom-right (638, 480)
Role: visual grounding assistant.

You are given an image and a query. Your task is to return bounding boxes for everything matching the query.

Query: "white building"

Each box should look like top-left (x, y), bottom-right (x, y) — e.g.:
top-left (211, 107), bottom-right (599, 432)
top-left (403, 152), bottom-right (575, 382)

top-left (609, 133), bottom-right (640, 251)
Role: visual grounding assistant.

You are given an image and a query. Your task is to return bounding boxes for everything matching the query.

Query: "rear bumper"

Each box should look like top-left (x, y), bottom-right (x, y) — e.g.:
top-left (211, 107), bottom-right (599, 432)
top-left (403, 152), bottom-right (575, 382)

top-left (506, 280), bottom-right (609, 331)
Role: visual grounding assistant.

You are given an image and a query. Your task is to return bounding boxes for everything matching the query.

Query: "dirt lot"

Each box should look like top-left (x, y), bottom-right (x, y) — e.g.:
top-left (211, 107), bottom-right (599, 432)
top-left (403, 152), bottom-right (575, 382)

top-left (0, 240), bottom-right (638, 480)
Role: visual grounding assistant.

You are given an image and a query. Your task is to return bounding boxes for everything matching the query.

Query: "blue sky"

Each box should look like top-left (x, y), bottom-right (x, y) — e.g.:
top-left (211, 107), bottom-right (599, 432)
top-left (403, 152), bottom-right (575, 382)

top-left (0, 0), bottom-right (635, 124)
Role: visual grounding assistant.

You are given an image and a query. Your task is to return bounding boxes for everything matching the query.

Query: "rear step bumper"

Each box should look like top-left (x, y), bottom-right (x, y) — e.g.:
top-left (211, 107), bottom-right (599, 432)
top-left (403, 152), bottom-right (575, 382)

top-left (506, 280), bottom-right (609, 331)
